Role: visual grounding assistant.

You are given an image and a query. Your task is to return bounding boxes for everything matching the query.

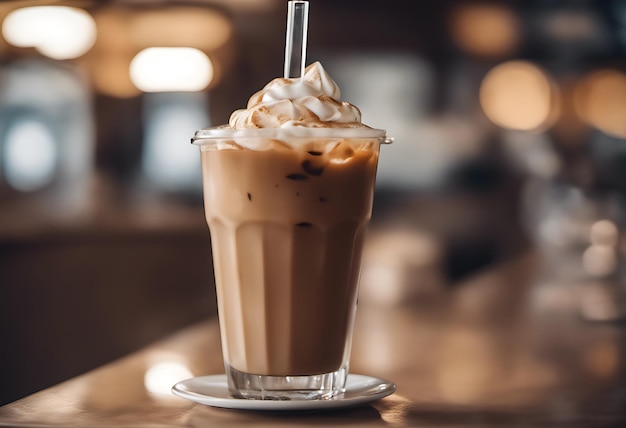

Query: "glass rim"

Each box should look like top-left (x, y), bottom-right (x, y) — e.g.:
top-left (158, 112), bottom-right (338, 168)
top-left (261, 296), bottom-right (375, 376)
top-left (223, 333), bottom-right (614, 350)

top-left (191, 126), bottom-right (391, 145)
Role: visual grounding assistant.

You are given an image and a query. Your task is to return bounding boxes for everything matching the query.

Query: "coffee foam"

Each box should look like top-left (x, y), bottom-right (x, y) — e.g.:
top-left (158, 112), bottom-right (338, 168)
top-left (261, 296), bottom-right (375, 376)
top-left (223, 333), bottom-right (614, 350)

top-left (228, 62), bottom-right (369, 130)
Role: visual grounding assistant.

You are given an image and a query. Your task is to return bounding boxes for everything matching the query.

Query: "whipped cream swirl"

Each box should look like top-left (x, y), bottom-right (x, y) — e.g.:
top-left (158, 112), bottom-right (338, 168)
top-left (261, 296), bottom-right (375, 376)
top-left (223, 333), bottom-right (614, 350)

top-left (229, 62), bottom-right (368, 129)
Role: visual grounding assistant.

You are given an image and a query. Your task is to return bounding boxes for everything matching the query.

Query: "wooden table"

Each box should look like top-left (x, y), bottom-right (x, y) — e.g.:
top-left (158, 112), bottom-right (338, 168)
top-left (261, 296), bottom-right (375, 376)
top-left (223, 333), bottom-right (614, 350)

top-left (1, 254), bottom-right (625, 427)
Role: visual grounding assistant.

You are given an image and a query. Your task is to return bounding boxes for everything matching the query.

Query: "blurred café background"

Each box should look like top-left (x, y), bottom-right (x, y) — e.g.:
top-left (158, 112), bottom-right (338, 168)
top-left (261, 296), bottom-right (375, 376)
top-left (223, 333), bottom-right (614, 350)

top-left (1, 0), bottom-right (625, 407)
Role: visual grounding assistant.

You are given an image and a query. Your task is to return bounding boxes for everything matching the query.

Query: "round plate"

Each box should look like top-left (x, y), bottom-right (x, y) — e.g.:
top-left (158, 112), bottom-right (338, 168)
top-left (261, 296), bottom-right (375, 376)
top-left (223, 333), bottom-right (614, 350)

top-left (172, 374), bottom-right (396, 411)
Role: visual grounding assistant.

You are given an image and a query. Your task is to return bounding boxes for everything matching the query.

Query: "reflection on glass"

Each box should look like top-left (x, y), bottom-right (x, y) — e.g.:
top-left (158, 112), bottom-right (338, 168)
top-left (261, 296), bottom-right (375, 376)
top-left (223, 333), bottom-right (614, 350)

top-left (4, 118), bottom-right (57, 191)
top-left (142, 93), bottom-right (207, 192)
top-left (2, 6), bottom-right (96, 60)
top-left (130, 48), bottom-right (213, 93)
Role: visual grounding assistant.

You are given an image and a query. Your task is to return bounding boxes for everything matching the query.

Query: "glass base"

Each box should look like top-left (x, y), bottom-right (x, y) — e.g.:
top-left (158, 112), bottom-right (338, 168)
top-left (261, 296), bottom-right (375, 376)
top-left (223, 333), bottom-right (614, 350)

top-left (225, 364), bottom-right (348, 400)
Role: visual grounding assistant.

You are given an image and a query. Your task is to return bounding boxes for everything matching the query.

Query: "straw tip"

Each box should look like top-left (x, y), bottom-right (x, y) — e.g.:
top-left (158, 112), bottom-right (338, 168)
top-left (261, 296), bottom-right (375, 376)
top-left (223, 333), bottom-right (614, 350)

top-left (283, 0), bottom-right (310, 79)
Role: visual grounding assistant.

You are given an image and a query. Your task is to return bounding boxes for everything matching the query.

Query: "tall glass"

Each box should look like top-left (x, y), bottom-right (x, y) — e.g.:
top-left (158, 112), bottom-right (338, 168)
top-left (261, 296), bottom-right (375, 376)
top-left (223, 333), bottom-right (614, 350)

top-left (193, 127), bottom-right (389, 400)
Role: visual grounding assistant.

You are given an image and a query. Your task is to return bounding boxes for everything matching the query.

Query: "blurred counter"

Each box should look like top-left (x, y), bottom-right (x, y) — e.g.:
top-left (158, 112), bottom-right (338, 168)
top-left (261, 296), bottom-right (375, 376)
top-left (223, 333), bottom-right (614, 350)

top-left (0, 252), bottom-right (624, 427)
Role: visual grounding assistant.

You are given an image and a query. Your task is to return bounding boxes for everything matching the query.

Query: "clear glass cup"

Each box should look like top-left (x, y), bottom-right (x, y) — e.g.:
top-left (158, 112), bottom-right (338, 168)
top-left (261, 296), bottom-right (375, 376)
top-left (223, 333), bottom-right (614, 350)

top-left (192, 126), bottom-right (390, 400)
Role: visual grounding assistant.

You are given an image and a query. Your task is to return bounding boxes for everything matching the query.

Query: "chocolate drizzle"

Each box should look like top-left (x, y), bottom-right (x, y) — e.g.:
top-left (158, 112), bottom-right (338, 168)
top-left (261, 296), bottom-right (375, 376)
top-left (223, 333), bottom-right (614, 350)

top-left (301, 160), bottom-right (324, 176)
top-left (286, 173), bottom-right (308, 181)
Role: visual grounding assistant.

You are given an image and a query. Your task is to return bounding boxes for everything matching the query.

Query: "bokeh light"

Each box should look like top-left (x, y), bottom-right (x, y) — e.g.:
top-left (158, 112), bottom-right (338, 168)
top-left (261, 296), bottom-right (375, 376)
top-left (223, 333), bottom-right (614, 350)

top-left (589, 220), bottom-right (619, 247)
top-left (4, 119), bottom-right (57, 191)
top-left (582, 245), bottom-right (617, 277)
top-left (574, 69), bottom-right (626, 139)
top-left (144, 361), bottom-right (193, 396)
top-left (450, 4), bottom-right (519, 57)
top-left (90, 6), bottom-right (231, 98)
top-left (130, 47), bottom-right (213, 93)
top-left (480, 61), bottom-right (558, 131)
top-left (2, 6), bottom-right (96, 60)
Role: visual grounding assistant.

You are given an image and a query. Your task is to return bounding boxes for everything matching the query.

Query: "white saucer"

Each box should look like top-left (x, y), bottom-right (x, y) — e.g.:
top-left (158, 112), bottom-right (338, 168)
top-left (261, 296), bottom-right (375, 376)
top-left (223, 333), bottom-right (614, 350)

top-left (172, 374), bottom-right (396, 411)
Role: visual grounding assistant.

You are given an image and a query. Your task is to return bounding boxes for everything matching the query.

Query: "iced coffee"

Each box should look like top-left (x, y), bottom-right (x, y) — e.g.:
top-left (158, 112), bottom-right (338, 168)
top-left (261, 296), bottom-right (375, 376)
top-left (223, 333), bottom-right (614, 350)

top-left (193, 62), bottom-right (388, 399)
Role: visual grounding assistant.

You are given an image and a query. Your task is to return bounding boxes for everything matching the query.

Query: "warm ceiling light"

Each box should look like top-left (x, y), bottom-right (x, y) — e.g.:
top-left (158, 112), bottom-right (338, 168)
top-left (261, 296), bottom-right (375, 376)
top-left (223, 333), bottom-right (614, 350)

top-left (574, 69), bottom-right (626, 139)
top-left (130, 47), bottom-right (213, 93)
top-left (2, 6), bottom-right (96, 60)
top-left (450, 4), bottom-right (519, 57)
top-left (129, 8), bottom-right (232, 51)
top-left (480, 61), bottom-right (558, 131)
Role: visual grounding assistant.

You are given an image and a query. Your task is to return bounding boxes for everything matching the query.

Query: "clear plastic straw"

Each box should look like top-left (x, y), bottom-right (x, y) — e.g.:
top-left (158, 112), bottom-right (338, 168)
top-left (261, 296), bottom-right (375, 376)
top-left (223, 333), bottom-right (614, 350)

top-left (283, 1), bottom-right (309, 79)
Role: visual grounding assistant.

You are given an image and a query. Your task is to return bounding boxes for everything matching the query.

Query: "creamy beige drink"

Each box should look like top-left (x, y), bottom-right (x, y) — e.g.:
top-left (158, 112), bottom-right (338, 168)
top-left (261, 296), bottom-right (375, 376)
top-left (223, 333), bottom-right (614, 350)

top-left (193, 62), bottom-right (388, 399)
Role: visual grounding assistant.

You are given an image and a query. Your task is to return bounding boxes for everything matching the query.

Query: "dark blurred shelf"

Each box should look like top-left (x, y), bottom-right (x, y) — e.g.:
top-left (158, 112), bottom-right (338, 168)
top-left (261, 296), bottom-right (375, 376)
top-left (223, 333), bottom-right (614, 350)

top-left (0, 197), bottom-right (217, 406)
